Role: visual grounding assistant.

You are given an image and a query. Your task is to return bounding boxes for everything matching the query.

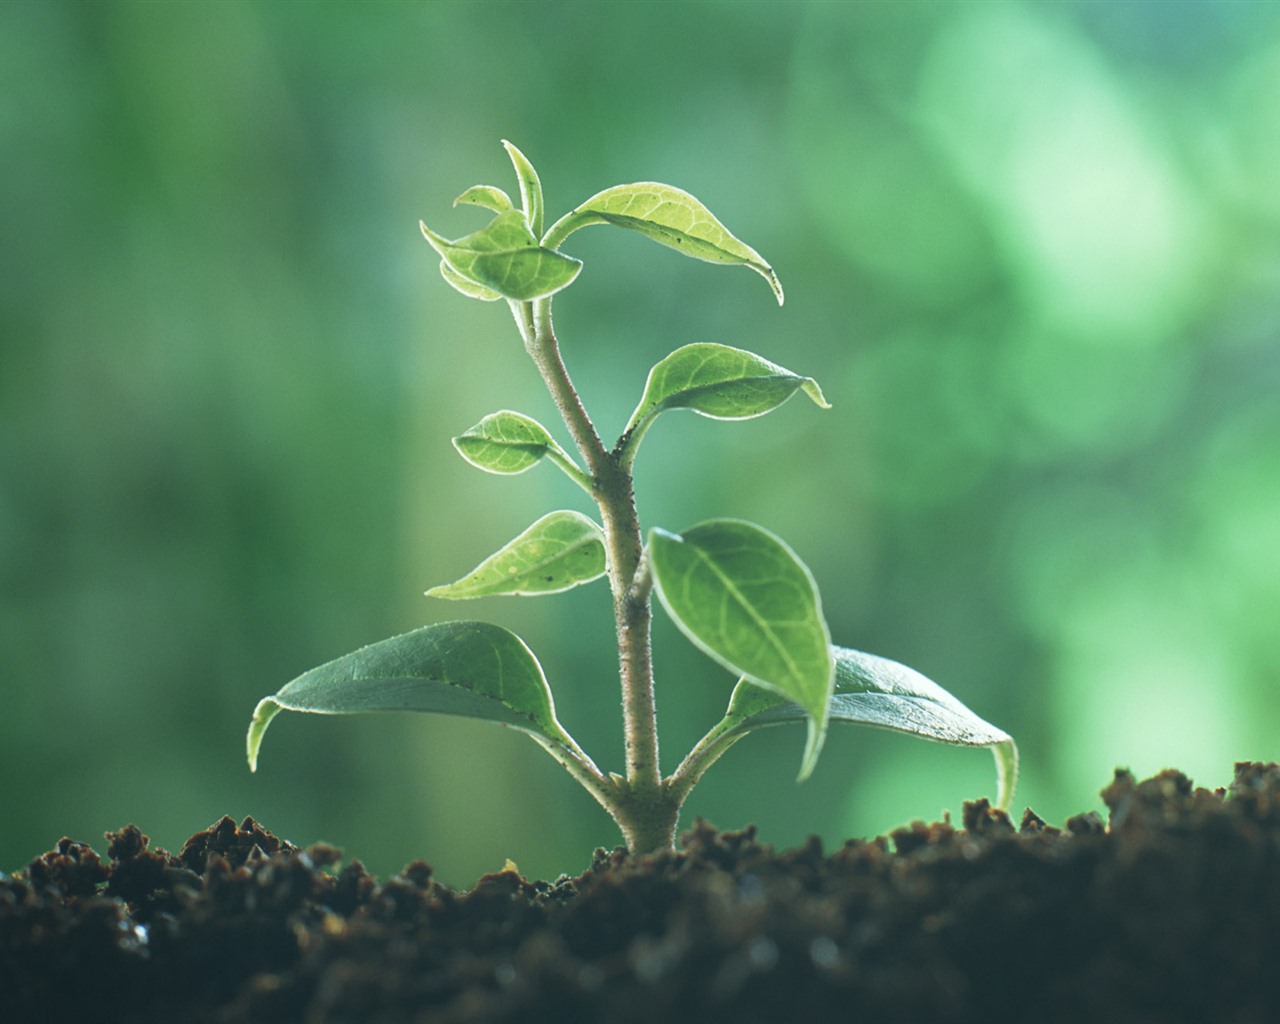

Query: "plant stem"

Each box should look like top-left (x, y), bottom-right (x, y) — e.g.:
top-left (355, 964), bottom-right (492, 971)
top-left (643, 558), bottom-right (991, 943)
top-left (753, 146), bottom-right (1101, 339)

top-left (665, 717), bottom-right (745, 807)
top-left (523, 298), bottom-right (673, 850)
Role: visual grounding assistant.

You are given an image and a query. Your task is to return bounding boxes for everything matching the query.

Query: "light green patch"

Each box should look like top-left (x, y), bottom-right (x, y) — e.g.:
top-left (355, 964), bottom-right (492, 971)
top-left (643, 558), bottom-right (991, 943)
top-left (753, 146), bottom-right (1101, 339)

top-left (427, 510), bottom-right (606, 599)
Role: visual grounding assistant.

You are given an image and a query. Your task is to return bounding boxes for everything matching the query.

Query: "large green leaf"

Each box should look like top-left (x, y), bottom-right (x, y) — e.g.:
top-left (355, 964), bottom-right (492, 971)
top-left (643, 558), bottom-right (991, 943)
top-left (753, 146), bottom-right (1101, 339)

top-left (724, 645), bottom-right (1018, 809)
top-left (452, 410), bottom-right (591, 490)
top-left (427, 510), bottom-right (606, 599)
top-left (649, 519), bottom-right (833, 778)
top-left (620, 343), bottom-right (829, 462)
top-left (247, 621), bottom-right (578, 772)
top-left (420, 209), bottom-right (581, 301)
top-left (543, 183), bottom-right (783, 304)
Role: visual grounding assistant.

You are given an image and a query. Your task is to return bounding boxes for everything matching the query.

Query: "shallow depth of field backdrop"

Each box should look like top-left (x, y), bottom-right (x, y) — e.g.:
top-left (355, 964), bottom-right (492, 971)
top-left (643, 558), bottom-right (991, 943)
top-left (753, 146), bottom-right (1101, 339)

top-left (3, 1), bottom-right (1278, 886)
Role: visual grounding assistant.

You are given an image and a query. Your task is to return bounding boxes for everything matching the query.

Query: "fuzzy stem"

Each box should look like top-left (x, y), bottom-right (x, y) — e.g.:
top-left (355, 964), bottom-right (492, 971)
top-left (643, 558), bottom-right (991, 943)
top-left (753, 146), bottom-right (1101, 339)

top-left (522, 298), bottom-right (668, 848)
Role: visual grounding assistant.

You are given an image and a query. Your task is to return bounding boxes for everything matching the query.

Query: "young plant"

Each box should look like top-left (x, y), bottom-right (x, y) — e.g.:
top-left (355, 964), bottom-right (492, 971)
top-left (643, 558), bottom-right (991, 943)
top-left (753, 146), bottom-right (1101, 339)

top-left (246, 142), bottom-right (1017, 854)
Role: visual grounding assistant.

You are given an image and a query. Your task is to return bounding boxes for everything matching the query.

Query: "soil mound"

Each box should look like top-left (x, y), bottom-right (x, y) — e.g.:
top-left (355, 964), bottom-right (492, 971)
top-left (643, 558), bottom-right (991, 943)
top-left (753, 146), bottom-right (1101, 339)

top-left (4, 763), bottom-right (1278, 1023)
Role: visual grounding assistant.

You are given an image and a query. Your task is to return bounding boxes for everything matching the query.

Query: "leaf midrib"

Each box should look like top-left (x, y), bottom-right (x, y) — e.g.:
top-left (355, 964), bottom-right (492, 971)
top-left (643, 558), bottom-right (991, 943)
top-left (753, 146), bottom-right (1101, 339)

top-left (684, 542), bottom-right (808, 693)
top-left (590, 211), bottom-right (750, 265)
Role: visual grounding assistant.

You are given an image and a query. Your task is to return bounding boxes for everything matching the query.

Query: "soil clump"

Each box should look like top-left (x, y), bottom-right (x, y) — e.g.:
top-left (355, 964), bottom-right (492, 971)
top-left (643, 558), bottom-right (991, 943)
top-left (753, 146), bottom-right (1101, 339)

top-left (4, 763), bottom-right (1279, 1023)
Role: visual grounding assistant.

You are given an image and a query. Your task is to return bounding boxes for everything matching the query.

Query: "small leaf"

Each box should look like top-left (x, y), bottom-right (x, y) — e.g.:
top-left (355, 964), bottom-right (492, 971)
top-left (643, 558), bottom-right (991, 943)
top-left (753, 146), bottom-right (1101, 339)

top-left (724, 646), bottom-right (1018, 809)
top-left (439, 260), bottom-right (502, 301)
top-left (502, 140), bottom-right (544, 238)
top-left (649, 519), bottom-right (833, 778)
top-left (427, 510), bottom-right (607, 599)
top-left (454, 185), bottom-right (515, 214)
top-left (544, 183), bottom-right (783, 304)
top-left (452, 410), bottom-right (590, 490)
top-left (420, 210), bottom-right (581, 301)
top-left (247, 621), bottom-right (578, 772)
top-left (453, 410), bottom-right (564, 474)
top-left (621, 343), bottom-right (829, 461)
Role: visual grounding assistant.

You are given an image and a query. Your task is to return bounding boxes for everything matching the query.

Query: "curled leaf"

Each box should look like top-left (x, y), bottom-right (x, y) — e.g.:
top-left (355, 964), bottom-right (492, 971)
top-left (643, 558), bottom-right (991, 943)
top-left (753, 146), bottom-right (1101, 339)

top-left (724, 645), bottom-right (1018, 809)
top-left (427, 510), bottom-right (606, 599)
top-left (544, 182), bottom-right (783, 304)
top-left (502, 140), bottom-right (544, 238)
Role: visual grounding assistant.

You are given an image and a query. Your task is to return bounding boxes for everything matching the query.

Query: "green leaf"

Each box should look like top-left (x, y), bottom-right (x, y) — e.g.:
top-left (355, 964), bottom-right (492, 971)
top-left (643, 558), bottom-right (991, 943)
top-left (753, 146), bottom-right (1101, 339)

top-left (502, 140), bottom-right (544, 238)
top-left (454, 185), bottom-right (515, 214)
top-left (649, 518), bottom-right (833, 779)
top-left (247, 621), bottom-right (578, 772)
top-left (439, 260), bottom-right (502, 301)
top-left (621, 343), bottom-right (829, 462)
top-left (543, 182), bottom-right (783, 304)
top-left (452, 410), bottom-right (591, 490)
top-left (427, 510), bottom-right (607, 599)
top-left (453, 410), bottom-right (565, 474)
top-left (420, 209), bottom-right (581, 301)
top-left (724, 645), bottom-right (1019, 809)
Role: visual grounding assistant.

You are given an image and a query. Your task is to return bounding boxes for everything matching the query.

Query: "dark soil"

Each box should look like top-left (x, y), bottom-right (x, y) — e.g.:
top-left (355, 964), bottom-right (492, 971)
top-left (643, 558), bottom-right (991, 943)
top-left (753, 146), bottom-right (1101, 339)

top-left (4, 763), bottom-right (1279, 1024)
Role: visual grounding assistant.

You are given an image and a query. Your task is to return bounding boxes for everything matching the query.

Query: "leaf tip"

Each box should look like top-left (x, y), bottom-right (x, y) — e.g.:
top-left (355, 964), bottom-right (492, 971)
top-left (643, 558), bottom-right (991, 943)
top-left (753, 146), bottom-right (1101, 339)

top-left (246, 697), bottom-right (282, 773)
top-left (419, 220), bottom-right (447, 253)
top-left (500, 139), bottom-right (532, 168)
top-left (803, 378), bottom-right (832, 410)
top-left (755, 264), bottom-right (784, 306)
top-left (795, 713), bottom-right (828, 782)
top-left (649, 525), bottom-right (682, 545)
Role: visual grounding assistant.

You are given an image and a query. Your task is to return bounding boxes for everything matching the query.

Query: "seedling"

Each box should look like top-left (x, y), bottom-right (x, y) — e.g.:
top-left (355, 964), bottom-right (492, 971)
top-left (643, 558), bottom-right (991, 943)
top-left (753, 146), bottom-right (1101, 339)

top-left (247, 142), bottom-right (1017, 853)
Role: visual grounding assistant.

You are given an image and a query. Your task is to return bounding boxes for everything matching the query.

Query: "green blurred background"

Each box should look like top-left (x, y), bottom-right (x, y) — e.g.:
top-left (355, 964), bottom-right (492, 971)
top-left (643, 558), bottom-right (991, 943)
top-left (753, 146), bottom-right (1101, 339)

top-left (3, 0), bottom-right (1278, 886)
